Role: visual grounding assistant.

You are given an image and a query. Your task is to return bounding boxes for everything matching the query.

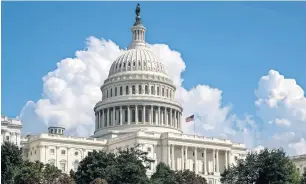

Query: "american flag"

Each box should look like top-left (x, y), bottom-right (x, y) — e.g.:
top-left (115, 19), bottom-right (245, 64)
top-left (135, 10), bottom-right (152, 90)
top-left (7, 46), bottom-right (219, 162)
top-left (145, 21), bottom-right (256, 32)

top-left (185, 115), bottom-right (194, 122)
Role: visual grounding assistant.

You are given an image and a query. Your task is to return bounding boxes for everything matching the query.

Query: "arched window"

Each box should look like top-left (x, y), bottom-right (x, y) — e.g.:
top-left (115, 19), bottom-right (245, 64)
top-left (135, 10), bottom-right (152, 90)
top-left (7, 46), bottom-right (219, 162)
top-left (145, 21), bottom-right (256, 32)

top-left (157, 87), bottom-right (160, 95)
top-left (126, 86), bottom-right (129, 95)
top-left (145, 85), bottom-right (149, 94)
top-left (120, 86), bottom-right (123, 95)
top-left (128, 62), bottom-right (131, 67)
top-left (151, 86), bottom-right (154, 95)
top-left (139, 85), bottom-right (142, 94)
top-left (132, 85), bottom-right (136, 94)
top-left (133, 62), bottom-right (136, 66)
top-left (73, 160), bottom-right (79, 171)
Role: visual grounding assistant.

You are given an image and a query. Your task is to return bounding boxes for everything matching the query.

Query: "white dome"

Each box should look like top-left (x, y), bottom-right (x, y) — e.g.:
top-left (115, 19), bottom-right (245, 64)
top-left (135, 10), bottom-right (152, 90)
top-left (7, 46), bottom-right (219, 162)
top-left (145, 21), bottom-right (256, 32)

top-left (109, 47), bottom-right (167, 77)
top-left (93, 6), bottom-right (183, 139)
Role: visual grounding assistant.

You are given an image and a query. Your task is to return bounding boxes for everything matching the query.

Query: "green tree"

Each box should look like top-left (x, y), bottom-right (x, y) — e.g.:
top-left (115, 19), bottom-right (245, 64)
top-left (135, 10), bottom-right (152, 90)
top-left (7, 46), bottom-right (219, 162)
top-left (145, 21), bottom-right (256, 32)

top-left (300, 170), bottom-right (306, 184)
top-left (175, 170), bottom-right (207, 184)
top-left (150, 162), bottom-right (177, 184)
top-left (75, 147), bottom-right (153, 184)
top-left (14, 160), bottom-right (44, 184)
top-left (221, 148), bottom-right (300, 184)
top-left (1, 141), bottom-right (23, 184)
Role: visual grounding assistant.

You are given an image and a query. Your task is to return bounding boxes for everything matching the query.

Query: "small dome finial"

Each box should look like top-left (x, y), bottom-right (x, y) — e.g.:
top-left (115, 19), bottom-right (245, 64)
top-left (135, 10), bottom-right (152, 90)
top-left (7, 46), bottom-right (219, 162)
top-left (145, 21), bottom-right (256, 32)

top-left (134, 3), bottom-right (142, 26)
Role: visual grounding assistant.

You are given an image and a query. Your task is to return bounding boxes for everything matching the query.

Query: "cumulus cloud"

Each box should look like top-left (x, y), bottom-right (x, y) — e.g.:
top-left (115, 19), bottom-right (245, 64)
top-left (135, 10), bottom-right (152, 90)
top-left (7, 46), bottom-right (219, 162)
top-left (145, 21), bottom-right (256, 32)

top-left (255, 70), bottom-right (306, 155)
top-left (20, 36), bottom-right (254, 147)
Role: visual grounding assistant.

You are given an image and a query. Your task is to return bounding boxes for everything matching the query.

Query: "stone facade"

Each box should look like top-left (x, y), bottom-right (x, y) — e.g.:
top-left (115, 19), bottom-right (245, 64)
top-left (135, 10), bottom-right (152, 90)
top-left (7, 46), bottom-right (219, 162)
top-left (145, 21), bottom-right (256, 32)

top-left (291, 154), bottom-right (306, 176)
top-left (1, 115), bottom-right (22, 147)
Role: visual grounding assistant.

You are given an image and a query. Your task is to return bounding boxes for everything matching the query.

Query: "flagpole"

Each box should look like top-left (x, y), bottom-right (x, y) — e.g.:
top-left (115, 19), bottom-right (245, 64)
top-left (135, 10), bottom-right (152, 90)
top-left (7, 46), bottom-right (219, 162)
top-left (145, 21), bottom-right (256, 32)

top-left (194, 117), bottom-right (195, 136)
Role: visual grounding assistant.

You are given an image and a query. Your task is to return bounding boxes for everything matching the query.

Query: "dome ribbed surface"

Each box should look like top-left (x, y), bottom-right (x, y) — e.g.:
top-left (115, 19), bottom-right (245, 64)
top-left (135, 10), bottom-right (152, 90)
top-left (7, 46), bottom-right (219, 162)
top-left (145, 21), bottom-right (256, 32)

top-left (108, 48), bottom-right (167, 77)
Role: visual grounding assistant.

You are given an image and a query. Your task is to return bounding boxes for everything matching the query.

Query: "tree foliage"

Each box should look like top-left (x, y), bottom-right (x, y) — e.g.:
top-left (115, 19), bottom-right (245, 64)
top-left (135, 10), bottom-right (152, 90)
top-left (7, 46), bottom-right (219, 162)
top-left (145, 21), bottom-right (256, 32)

top-left (301, 170), bottom-right (306, 184)
top-left (150, 163), bottom-right (207, 184)
top-left (75, 147), bottom-right (153, 184)
top-left (1, 141), bottom-right (23, 184)
top-left (221, 148), bottom-right (300, 184)
top-left (150, 162), bottom-right (177, 184)
top-left (175, 170), bottom-right (207, 184)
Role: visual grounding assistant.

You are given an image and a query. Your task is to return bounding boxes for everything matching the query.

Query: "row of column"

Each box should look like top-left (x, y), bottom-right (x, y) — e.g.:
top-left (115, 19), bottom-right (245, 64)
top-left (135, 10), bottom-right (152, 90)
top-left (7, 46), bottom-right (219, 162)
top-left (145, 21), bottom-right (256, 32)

top-left (168, 145), bottom-right (231, 175)
top-left (1, 130), bottom-right (21, 146)
top-left (102, 84), bottom-right (174, 100)
top-left (95, 105), bottom-right (181, 130)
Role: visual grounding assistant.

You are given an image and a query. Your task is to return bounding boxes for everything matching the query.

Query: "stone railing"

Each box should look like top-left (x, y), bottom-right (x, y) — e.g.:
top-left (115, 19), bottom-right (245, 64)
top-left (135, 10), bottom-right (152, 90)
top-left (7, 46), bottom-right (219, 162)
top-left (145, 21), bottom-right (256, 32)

top-left (26, 133), bottom-right (107, 145)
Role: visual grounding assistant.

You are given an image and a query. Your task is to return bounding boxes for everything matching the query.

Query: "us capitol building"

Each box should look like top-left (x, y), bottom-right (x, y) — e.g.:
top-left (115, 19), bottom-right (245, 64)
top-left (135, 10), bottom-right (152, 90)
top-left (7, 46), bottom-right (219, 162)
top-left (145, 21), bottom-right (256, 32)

top-left (2, 5), bottom-right (249, 184)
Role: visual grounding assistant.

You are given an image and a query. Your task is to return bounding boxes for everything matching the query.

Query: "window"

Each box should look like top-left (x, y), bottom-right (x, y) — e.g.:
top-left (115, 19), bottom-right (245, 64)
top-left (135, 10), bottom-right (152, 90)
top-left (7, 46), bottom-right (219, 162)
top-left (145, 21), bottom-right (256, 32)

top-left (73, 160), bottom-right (79, 171)
top-left (132, 85), bottom-right (136, 94)
top-left (202, 153), bottom-right (204, 157)
top-left (133, 62), bottom-right (136, 66)
top-left (107, 90), bottom-right (109, 98)
top-left (50, 129), bottom-right (53, 134)
top-left (126, 86), bottom-right (129, 95)
top-left (49, 159), bottom-right (55, 166)
top-left (166, 89), bottom-right (168, 97)
top-left (151, 86), bottom-right (154, 95)
top-left (34, 150), bottom-right (36, 154)
top-left (6, 136), bottom-right (9, 141)
top-left (110, 88), bottom-right (112, 97)
top-left (162, 88), bottom-right (165, 96)
top-left (234, 156), bottom-right (238, 161)
top-left (139, 85), bottom-right (142, 94)
top-left (60, 162), bottom-right (66, 172)
top-left (147, 147), bottom-right (151, 152)
top-left (61, 150), bottom-right (66, 155)
top-left (50, 149), bottom-right (55, 155)
top-left (145, 85), bottom-right (149, 94)
top-left (115, 87), bottom-right (117, 96)
top-left (120, 86), bottom-right (123, 95)
top-left (157, 87), bottom-right (160, 95)
top-left (75, 151), bottom-right (78, 156)
top-left (193, 152), bottom-right (195, 156)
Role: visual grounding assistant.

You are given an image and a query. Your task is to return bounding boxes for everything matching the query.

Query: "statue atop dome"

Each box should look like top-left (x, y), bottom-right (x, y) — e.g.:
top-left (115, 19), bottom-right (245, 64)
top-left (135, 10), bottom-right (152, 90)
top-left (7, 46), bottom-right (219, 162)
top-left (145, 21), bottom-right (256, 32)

top-left (135, 3), bottom-right (140, 17)
top-left (134, 3), bottom-right (142, 26)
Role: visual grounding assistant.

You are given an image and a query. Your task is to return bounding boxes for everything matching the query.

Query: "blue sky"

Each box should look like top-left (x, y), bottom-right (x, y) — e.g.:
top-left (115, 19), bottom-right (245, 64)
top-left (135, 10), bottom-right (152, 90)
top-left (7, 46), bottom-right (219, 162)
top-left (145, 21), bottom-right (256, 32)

top-left (2, 2), bottom-right (306, 153)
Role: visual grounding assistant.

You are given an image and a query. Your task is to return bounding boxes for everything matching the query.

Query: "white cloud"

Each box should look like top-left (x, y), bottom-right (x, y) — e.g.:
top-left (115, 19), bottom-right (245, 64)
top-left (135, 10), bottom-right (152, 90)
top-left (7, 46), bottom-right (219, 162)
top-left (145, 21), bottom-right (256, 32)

top-left (255, 70), bottom-right (306, 155)
top-left (20, 36), bottom-right (253, 147)
top-left (289, 138), bottom-right (306, 155)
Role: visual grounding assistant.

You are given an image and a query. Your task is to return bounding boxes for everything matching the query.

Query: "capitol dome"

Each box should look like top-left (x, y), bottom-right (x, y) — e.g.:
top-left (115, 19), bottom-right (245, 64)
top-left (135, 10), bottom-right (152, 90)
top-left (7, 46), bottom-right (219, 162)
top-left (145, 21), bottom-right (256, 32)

top-left (93, 5), bottom-right (183, 139)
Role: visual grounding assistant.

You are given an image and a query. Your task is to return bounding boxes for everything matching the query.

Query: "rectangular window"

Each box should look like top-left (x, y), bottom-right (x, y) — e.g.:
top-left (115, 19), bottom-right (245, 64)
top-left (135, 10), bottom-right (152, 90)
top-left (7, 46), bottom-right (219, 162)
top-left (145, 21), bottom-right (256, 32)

top-left (61, 150), bottom-right (66, 155)
top-left (50, 149), bottom-right (55, 155)
top-left (157, 87), bottom-right (160, 95)
top-left (60, 163), bottom-right (66, 172)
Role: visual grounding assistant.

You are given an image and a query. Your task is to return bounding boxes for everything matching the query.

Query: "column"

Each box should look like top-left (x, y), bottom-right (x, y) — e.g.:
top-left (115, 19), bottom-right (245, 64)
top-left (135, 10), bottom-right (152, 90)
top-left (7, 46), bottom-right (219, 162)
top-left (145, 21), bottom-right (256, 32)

top-left (101, 110), bottom-right (104, 128)
top-left (168, 145), bottom-right (171, 166)
top-left (120, 106), bottom-right (123, 125)
top-left (228, 150), bottom-right (232, 167)
top-left (216, 149), bottom-right (219, 173)
top-left (95, 113), bottom-right (98, 130)
top-left (172, 144), bottom-right (175, 170)
top-left (225, 150), bottom-right (228, 170)
top-left (128, 106), bottom-right (131, 125)
top-left (135, 105), bottom-right (138, 124)
top-left (158, 106), bottom-right (161, 125)
top-left (181, 146), bottom-right (184, 170)
top-left (150, 106), bottom-right (153, 124)
top-left (213, 149), bottom-right (216, 173)
top-left (98, 111), bottom-right (101, 129)
top-left (170, 109), bottom-right (173, 127)
top-left (185, 146), bottom-right (188, 170)
top-left (165, 108), bottom-right (168, 126)
top-left (194, 147), bottom-right (198, 174)
top-left (107, 108), bottom-right (109, 127)
top-left (113, 107), bottom-right (116, 126)
top-left (143, 105), bottom-right (146, 124)
top-left (204, 148), bottom-right (207, 174)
